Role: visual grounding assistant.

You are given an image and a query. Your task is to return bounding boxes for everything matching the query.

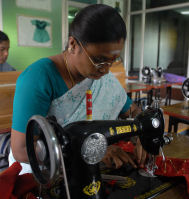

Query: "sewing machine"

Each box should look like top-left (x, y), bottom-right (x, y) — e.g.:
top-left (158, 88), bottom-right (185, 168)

top-left (182, 78), bottom-right (189, 103)
top-left (26, 106), bottom-right (170, 199)
top-left (142, 66), bottom-right (165, 84)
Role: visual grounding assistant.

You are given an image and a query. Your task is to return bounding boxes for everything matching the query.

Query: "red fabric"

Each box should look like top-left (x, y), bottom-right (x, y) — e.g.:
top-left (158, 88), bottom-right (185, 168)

top-left (116, 141), bottom-right (189, 195)
top-left (107, 180), bottom-right (116, 186)
top-left (155, 156), bottom-right (189, 194)
top-left (114, 141), bottom-right (135, 153)
top-left (0, 162), bottom-right (38, 199)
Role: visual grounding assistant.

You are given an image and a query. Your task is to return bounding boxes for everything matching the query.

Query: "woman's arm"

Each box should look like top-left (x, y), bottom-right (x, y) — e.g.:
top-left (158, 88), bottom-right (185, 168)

top-left (102, 145), bottom-right (137, 169)
top-left (103, 102), bottom-right (147, 169)
top-left (119, 102), bottom-right (141, 119)
top-left (11, 128), bottom-right (29, 163)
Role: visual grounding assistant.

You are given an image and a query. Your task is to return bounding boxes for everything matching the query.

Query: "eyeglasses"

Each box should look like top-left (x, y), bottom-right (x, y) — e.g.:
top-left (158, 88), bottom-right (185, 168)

top-left (78, 40), bottom-right (122, 70)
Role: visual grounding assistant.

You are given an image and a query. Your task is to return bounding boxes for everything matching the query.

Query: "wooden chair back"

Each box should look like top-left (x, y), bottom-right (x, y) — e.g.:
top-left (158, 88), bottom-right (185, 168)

top-left (0, 71), bottom-right (22, 132)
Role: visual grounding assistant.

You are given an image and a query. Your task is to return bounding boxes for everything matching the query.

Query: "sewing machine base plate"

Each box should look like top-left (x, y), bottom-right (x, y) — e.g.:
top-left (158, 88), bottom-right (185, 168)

top-left (101, 165), bottom-right (183, 199)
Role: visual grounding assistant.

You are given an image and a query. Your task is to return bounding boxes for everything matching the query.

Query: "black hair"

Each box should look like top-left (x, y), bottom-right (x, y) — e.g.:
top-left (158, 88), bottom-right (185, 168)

top-left (69, 4), bottom-right (126, 45)
top-left (0, 31), bottom-right (9, 43)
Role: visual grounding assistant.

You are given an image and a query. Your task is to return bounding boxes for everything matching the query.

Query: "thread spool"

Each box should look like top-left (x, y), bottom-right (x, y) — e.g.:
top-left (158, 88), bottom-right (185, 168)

top-left (86, 89), bottom-right (92, 120)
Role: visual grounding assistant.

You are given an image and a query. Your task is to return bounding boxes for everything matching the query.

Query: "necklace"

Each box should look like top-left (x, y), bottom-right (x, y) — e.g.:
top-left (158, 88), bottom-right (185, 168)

top-left (64, 53), bottom-right (75, 87)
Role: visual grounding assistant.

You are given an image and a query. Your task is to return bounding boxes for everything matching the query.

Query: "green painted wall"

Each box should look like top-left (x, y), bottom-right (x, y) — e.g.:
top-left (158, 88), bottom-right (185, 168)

top-left (2, 0), bottom-right (62, 70)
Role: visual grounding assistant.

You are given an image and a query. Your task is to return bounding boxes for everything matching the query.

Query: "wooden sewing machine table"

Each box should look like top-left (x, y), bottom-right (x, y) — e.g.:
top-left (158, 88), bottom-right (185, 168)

top-left (162, 101), bottom-right (189, 133)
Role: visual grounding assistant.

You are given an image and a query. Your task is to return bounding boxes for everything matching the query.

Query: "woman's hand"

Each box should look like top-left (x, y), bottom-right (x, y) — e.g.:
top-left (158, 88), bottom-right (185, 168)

top-left (102, 145), bottom-right (137, 169)
top-left (134, 137), bottom-right (147, 168)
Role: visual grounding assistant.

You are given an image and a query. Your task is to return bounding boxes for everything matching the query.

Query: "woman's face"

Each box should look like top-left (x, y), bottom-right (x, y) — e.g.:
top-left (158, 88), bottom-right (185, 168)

top-left (74, 39), bottom-right (124, 80)
top-left (0, 40), bottom-right (10, 64)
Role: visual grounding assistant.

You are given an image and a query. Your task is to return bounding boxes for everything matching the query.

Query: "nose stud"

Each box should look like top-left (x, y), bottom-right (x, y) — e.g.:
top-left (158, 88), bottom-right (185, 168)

top-left (68, 47), bottom-right (73, 53)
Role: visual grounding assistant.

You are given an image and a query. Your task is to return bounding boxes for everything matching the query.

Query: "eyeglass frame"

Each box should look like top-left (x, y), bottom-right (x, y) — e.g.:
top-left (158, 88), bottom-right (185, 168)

top-left (77, 40), bottom-right (122, 70)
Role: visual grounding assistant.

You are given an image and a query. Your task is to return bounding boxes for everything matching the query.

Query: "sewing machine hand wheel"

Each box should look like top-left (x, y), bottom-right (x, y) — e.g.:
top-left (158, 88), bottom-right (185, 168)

top-left (157, 67), bottom-right (163, 77)
top-left (182, 78), bottom-right (189, 99)
top-left (26, 115), bottom-right (69, 186)
top-left (142, 66), bottom-right (151, 76)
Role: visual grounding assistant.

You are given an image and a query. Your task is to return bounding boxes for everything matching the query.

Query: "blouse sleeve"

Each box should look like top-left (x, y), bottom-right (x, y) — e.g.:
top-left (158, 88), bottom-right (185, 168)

top-left (12, 67), bottom-right (53, 133)
top-left (120, 95), bottom-right (133, 114)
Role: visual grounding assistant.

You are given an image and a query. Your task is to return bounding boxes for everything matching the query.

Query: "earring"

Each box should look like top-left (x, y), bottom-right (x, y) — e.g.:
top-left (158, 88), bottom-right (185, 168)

top-left (68, 47), bottom-right (73, 53)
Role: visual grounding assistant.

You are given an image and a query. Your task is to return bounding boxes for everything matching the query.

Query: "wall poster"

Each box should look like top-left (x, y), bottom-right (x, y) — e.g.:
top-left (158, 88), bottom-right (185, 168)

top-left (17, 15), bottom-right (52, 47)
top-left (16, 0), bottom-right (52, 12)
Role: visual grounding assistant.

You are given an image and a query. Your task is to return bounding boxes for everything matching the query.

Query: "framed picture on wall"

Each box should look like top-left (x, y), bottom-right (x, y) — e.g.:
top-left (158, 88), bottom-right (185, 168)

top-left (17, 15), bottom-right (52, 47)
top-left (16, 0), bottom-right (52, 12)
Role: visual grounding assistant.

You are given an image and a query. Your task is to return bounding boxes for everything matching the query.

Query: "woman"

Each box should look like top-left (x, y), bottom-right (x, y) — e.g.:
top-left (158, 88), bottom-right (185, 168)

top-left (9, 4), bottom-right (146, 174)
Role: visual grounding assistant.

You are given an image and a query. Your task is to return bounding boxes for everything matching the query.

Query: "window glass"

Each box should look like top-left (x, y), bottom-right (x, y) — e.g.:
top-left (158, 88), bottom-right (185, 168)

top-left (131, 0), bottom-right (142, 11)
top-left (129, 14), bottom-right (142, 76)
top-left (143, 13), bottom-right (159, 69)
top-left (144, 9), bottom-right (189, 76)
top-left (146, 0), bottom-right (189, 9)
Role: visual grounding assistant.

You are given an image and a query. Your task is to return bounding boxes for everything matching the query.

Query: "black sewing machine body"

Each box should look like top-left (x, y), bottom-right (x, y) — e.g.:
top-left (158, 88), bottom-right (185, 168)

top-left (26, 107), bottom-right (166, 199)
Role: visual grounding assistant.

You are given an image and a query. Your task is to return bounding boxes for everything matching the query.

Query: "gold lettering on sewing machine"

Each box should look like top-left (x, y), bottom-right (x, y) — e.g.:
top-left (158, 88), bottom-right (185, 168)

top-left (116, 125), bottom-right (132, 134)
top-left (133, 124), bottom-right (137, 132)
top-left (83, 181), bottom-right (101, 196)
top-left (109, 127), bottom-right (115, 135)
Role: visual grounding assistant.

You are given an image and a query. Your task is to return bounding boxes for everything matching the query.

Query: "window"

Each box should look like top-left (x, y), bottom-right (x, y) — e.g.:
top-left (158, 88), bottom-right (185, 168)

top-left (146, 0), bottom-right (189, 9)
top-left (131, 0), bottom-right (142, 11)
top-left (129, 14), bottom-right (142, 76)
top-left (127, 0), bottom-right (189, 78)
top-left (144, 10), bottom-right (189, 76)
